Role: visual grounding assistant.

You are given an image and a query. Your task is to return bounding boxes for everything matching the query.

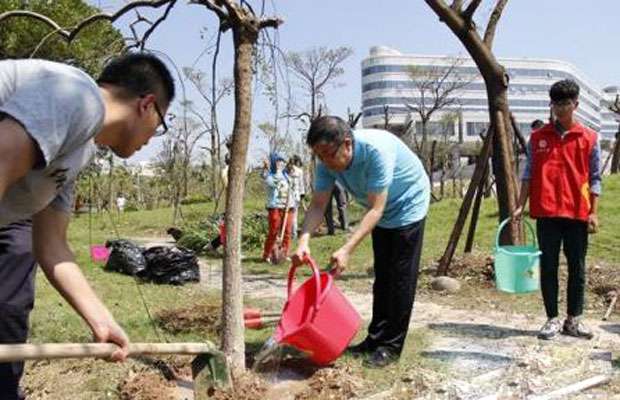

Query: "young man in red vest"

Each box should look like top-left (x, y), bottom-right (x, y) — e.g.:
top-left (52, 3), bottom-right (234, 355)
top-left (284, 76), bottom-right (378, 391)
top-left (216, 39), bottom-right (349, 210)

top-left (514, 79), bottom-right (601, 340)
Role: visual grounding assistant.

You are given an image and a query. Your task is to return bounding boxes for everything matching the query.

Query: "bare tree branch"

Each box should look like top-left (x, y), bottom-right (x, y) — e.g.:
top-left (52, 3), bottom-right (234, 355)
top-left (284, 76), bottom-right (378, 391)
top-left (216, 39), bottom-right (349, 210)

top-left (425, 0), bottom-right (500, 78)
top-left (214, 0), bottom-right (245, 27)
top-left (189, 0), bottom-right (229, 22)
top-left (349, 112), bottom-right (362, 128)
top-left (280, 111), bottom-right (313, 123)
top-left (286, 46), bottom-right (353, 120)
top-left (425, 0), bottom-right (467, 36)
top-left (191, 0), bottom-right (280, 33)
top-left (406, 60), bottom-right (471, 126)
top-left (129, 0), bottom-right (177, 51)
top-left (0, 10), bottom-right (70, 36)
top-left (462, 0), bottom-right (483, 20)
top-left (383, 105), bottom-right (392, 130)
top-left (129, 12), bottom-right (150, 43)
top-left (0, 0), bottom-right (176, 43)
top-left (451, 0), bottom-right (463, 12)
top-left (240, 0), bottom-right (256, 17)
top-left (259, 17), bottom-right (284, 29)
top-left (29, 26), bottom-right (65, 58)
top-left (483, 0), bottom-right (509, 48)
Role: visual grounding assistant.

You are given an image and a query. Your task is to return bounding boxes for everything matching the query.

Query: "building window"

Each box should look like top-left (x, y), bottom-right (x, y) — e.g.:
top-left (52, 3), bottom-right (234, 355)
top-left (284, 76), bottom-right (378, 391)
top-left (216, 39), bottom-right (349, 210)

top-left (415, 121), bottom-right (455, 137)
top-left (466, 122), bottom-right (489, 136)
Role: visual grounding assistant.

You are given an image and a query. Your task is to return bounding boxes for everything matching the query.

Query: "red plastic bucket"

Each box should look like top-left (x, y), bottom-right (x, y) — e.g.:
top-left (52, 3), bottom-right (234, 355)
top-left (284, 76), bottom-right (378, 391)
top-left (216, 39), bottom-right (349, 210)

top-left (90, 245), bottom-right (110, 263)
top-left (274, 256), bottom-right (361, 365)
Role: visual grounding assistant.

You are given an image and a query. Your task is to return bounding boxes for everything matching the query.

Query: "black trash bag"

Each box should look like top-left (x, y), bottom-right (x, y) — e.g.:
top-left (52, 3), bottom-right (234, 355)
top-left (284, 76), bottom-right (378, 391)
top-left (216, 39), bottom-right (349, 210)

top-left (104, 239), bottom-right (147, 277)
top-left (142, 246), bottom-right (200, 285)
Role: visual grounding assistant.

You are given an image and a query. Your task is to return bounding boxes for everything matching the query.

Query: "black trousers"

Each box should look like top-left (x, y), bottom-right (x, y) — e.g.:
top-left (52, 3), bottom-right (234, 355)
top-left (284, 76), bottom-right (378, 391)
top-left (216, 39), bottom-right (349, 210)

top-left (367, 218), bottom-right (425, 355)
top-left (324, 184), bottom-right (348, 234)
top-left (0, 221), bottom-right (37, 400)
top-left (536, 217), bottom-right (588, 319)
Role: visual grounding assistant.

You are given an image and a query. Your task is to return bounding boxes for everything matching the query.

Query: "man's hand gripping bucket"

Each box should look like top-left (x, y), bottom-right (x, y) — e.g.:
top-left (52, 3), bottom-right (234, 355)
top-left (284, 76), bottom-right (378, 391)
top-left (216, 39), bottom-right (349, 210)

top-left (494, 218), bottom-right (542, 294)
top-left (274, 255), bottom-right (361, 365)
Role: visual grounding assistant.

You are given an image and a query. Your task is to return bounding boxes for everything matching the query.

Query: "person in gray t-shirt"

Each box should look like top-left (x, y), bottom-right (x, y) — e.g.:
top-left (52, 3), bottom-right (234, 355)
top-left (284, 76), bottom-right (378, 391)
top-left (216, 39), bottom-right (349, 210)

top-left (0, 53), bottom-right (175, 398)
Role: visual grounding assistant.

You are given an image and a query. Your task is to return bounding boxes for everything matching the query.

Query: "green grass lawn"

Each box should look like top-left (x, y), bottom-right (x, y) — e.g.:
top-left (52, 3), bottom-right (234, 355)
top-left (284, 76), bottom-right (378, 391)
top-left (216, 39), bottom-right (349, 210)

top-left (26, 174), bottom-right (620, 396)
top-left (32, 174), bottom-right (620, 341)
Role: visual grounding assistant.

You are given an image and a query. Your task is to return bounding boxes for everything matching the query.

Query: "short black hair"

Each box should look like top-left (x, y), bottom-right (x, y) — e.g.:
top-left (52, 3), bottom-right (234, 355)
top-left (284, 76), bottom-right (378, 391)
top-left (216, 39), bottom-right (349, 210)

top-left (97, 52), bottom-right (175, 107)
top-left (530, 119), bottom-right (545, 129)
top-left (549, 79), bottom-right (579, 102)
top-left (306, 116), bottom-right (351, 147)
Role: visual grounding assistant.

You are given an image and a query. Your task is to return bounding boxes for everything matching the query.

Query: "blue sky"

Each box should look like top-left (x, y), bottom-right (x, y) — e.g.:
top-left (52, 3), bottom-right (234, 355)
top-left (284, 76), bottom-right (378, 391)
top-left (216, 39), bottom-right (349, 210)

top-left (94, 1), bottom-right (620, 162)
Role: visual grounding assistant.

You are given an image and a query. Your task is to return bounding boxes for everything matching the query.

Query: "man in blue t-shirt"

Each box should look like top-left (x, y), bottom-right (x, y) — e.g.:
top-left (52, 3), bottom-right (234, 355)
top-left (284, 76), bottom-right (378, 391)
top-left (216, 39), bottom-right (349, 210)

top-left (293, 116), bottom-right (430, 368)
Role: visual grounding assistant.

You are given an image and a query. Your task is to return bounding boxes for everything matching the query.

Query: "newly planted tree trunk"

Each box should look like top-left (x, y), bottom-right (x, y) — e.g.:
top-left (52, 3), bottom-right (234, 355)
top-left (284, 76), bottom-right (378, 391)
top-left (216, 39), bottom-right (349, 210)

top-left (195, 1), bottom-right (282, 375)
top-left (221, 29), bottom-right (254, 374)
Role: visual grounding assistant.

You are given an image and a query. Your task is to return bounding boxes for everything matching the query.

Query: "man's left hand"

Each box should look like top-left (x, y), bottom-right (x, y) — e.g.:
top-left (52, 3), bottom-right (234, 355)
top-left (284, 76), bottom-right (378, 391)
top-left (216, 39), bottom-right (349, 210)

top-left (329, 247), bottom-right (350, 278)
top-left (588, 213), bottom-right (599, 234)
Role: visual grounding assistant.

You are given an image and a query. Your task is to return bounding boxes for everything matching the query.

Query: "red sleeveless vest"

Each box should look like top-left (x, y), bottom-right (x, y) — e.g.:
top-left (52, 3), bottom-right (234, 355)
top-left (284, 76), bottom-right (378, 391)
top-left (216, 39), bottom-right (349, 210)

top-left (529, 122), bottom-right (596, 222)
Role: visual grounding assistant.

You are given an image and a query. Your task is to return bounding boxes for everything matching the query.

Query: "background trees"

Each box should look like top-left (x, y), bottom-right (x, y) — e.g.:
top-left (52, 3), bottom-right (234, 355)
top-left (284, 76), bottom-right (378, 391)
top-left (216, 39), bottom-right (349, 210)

top-left (0, 0), bottom-right (124, 75)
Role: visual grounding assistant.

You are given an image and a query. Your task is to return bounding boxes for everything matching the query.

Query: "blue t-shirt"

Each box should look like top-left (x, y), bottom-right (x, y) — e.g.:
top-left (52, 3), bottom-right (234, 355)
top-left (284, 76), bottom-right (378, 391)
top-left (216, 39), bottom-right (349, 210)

top-left (315, 129), bottom-right (430, 228)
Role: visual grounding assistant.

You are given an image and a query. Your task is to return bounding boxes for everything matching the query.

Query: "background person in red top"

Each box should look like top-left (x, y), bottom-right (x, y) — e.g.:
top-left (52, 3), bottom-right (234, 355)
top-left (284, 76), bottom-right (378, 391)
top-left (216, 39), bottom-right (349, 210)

top-left (514, 79), bottom-right (602, 341)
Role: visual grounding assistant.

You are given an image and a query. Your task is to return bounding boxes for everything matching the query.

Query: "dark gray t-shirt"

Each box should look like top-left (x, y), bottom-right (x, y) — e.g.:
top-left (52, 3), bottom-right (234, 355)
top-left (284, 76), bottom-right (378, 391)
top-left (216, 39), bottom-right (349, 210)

top-left (0, 59), bottom-right (104, 225)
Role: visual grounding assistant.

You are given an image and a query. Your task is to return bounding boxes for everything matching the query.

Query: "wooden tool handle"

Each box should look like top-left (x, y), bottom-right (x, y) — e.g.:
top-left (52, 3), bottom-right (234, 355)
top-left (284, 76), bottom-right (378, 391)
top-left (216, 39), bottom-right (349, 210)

top-left (0, 342), bottom-right (217, 362)
top-left (603, 295), bottom-right (618, 321)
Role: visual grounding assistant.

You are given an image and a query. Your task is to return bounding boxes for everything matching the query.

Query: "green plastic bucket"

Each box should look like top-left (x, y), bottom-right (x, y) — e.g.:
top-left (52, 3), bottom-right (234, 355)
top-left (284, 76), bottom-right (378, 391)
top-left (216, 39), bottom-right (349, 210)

top-left (493, 218), bottom-right (542, 294)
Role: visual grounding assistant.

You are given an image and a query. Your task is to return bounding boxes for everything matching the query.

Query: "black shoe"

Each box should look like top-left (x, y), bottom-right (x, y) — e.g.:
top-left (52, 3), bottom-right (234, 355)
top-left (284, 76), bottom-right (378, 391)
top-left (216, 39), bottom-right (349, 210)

top-left (363, 347), bottom-right (399, 368)
top-left (346, 338), bottom-right (376, 358)
top-left (562, 317), bottom-right (594, 340)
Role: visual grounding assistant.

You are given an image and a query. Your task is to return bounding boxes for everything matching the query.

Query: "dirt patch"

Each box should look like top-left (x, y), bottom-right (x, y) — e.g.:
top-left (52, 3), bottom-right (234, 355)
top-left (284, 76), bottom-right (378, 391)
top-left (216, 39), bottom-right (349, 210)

top-left (156, 303), bottom-right (221, 335)
top-left (435, 252), bottom-right (495, 287)
top-left (294, 365), bottom-right (367, 400)
top-left (377, 368), bottom-right (444, 400)
top-left (119, 370), bottom-right (177, 400)
top-left (207, 372), bottom-right (269, 400)
top-left (23, 358), bottom-right (130, 399)
top-left (589, 262), bottom-right (620, 295)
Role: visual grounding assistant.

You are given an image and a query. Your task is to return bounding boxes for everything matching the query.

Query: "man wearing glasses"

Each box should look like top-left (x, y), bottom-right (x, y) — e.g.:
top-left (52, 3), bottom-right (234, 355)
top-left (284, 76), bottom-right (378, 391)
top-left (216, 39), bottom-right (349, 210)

top-left (0, 52), bottom-right (174, 399)
top-left (514, 79), bottom-right (601, 341)
top-left (293, 116), bottom-right (430, 368)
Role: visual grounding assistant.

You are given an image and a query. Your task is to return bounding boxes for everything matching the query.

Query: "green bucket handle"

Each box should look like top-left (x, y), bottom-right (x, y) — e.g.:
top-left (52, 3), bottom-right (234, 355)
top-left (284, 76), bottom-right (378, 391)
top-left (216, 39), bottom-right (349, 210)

top-left (495, 217), bottom-right (539, 255)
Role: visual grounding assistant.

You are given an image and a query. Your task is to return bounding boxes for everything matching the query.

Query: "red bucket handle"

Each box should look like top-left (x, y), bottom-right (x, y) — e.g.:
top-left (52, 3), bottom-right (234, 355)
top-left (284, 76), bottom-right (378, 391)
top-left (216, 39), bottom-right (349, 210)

top-left (287, 255), bottom-right (333, 320)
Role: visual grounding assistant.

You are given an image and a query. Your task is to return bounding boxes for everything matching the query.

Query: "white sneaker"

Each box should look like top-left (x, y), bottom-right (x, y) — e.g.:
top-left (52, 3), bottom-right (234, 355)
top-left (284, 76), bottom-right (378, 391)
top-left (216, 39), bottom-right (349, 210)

top-left (538, 318), bottom-right (562, 340)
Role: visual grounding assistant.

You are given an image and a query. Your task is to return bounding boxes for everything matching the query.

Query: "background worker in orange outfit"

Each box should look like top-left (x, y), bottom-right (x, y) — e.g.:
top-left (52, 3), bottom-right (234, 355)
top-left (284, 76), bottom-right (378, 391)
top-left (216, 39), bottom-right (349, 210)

top-left (513, 79), bottom-right (602, 341)
top-left (261, 153), bottom-right (294, 263)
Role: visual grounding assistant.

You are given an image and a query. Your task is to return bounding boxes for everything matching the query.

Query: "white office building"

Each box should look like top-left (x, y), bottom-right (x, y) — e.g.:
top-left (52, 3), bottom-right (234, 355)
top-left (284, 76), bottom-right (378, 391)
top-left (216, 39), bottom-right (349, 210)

top-left (362, 46), bottom-right (619, 141)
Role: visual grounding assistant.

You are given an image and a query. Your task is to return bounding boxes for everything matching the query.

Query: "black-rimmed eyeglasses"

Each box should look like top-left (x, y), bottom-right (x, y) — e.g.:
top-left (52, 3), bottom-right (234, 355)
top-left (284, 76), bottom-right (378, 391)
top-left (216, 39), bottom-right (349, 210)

top-left (140, 94), bottom-right (169, 137)
top-left (153, 101), bottom-right (169, 137)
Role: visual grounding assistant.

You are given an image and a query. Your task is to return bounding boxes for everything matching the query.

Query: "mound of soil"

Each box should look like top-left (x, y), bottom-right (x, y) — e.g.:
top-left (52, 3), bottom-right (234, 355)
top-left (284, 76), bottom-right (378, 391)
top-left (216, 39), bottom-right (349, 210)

top-left (119, 370), bottom-right (176, 400)
top-left (156, 303), bottom-right (221, 335)
top-left (443, 253), bottom-right (494, 286)
top-left (207, 372), bottom-right (269, 400)
top-left (588, 262), bottom-right (620, 295)
top-left (294, 365), bottom-right (367, 400)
